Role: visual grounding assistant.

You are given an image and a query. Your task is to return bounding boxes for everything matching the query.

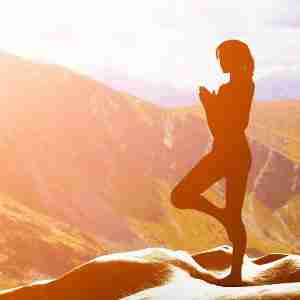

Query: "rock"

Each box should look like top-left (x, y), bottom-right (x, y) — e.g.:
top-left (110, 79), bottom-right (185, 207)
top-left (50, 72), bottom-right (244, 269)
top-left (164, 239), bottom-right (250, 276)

top-left (1, 245), bottom-right (300, 299)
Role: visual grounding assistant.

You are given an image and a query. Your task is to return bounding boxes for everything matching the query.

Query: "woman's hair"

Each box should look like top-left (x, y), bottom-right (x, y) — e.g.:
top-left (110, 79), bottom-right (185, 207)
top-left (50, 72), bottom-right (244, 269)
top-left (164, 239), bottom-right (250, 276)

top-left (216, 39), bottom-right (255, 79)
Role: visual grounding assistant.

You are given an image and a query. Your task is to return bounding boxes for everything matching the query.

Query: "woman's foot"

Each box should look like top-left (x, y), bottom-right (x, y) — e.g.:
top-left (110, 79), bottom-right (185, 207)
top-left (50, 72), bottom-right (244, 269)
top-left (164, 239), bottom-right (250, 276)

top-left (195, 195), bottom-right (225, 221)
top-left (217, 272), bottom-right (244, 287)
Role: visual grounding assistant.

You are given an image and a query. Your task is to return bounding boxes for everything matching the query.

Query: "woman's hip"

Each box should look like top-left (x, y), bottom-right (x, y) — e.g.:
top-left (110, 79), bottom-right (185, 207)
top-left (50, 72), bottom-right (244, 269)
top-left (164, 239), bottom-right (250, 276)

top-left (211, 140), bottom-right (252, 173)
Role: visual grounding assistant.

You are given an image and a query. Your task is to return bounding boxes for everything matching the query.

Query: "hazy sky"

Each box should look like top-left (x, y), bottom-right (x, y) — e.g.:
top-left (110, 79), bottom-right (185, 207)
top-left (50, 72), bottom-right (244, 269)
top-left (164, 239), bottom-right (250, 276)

top-left (0, 0), bottom-right (299, 91)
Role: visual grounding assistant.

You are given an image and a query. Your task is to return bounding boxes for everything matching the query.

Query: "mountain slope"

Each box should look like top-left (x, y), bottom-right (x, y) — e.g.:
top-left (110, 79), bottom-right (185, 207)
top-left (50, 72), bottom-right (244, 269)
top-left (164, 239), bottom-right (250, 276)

top-left (0, 52), bottom-right (299, 291)
top-left (0, 192), bottom-right (105, 290)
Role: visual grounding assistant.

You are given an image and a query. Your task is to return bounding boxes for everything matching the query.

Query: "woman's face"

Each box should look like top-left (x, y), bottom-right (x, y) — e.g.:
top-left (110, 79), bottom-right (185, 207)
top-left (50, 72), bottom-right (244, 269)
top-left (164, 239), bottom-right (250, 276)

top-left (218, 53), bottom-right (231, 73)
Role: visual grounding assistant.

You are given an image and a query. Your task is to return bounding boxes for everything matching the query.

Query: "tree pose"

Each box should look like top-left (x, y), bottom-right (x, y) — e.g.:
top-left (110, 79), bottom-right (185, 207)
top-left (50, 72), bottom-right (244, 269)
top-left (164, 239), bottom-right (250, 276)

top-left (171, 39), bottom-right (255, 286)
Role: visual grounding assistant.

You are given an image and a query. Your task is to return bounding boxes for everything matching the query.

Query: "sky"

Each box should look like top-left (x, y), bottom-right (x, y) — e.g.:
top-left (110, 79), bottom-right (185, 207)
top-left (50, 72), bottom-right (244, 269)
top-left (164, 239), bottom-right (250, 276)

top-left (0, 0), bottom-right (299, 93)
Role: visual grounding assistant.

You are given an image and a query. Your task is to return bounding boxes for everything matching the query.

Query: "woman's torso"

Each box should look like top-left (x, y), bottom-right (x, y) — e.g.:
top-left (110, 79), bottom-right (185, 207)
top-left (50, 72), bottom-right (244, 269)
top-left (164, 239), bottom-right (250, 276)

top-left (212, 132), bottom-right (252, 173)
top-left (207, 80), bottom-right (254, 170)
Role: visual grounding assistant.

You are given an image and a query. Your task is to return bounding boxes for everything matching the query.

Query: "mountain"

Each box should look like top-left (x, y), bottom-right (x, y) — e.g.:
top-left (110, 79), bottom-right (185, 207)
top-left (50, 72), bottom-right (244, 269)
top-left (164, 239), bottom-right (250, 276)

top-left (0, 52), bottom-right (299, 289)
top-left (92, 65), bottom-right (196, 107)
top-left (0, 51), bottom-right (226, 253)
top-left (92, 65), bottom-right (300, 106)
top-left (255, 68), bottom-right (300, 101)
top-left (0, 246), bottom-right (300, 299)
top-left (0, 192), bottom-right (105, 290)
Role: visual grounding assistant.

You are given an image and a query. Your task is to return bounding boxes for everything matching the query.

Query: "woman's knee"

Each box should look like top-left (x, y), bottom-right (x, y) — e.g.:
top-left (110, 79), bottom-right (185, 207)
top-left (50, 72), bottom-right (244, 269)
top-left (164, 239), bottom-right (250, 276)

top-left (170, 184), bottom-right (186, 209)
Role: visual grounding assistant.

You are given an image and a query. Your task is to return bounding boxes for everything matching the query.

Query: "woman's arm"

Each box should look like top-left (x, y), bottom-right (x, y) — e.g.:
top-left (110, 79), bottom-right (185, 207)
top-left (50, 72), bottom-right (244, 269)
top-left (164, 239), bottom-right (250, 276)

top-left (238, 83), bottom-right (255, 131)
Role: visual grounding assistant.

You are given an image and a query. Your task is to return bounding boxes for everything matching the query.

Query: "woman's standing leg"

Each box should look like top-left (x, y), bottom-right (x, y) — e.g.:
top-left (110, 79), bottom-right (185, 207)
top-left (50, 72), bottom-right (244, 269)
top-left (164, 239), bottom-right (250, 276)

top-left (170, 149), bottom-right (225, 222)
top-left (222, 165), bottom-right (250, 285)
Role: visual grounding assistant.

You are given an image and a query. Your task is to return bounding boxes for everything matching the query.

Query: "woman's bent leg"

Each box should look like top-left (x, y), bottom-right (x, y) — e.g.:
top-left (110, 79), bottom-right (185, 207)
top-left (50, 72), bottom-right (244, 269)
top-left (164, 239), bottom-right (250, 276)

top-left (170, 150), bottom-right (225, 221)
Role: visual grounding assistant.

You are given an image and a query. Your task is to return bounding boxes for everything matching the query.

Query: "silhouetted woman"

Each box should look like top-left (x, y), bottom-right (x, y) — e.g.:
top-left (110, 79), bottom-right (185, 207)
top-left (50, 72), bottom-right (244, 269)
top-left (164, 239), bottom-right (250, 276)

top-left (171, 39), bottom-right (255, 286)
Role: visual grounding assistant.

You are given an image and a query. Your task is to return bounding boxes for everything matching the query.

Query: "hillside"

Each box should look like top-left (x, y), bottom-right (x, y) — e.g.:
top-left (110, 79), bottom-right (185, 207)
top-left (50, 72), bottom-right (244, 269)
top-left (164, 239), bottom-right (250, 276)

top-left (0, 52), bottom-right (298, 288)
top-left (0, 193), bottom-right (104, 290)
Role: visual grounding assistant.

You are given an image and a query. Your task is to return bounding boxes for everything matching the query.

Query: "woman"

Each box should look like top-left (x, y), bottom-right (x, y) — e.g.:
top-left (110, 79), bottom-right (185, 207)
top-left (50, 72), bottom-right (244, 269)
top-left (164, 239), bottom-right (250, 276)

top-left (170, 39), bottom-right (255, 286)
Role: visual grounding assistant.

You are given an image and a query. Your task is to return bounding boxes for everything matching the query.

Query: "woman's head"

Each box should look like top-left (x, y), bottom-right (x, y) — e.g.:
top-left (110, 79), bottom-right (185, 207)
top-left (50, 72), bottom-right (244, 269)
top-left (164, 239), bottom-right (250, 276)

top-left (216, 39), bottom-right (255, 79)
